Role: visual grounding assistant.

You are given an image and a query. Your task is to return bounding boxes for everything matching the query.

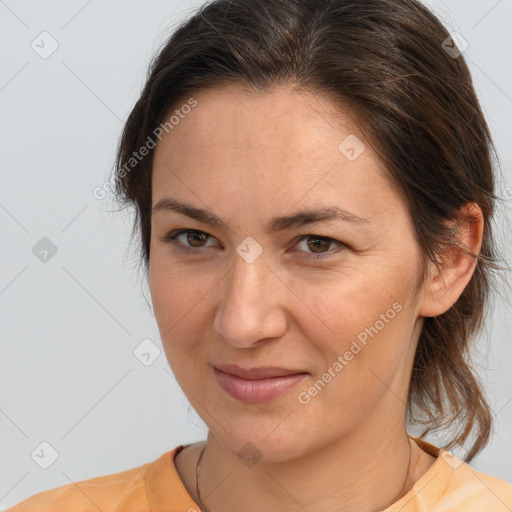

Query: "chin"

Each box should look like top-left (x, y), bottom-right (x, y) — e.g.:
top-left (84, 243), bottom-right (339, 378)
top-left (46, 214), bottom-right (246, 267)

top-left (209, 413), bottom-right (325, 464)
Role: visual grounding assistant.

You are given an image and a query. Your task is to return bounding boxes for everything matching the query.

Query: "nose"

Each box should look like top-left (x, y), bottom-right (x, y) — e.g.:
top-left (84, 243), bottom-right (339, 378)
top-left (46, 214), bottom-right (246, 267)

top-left (213, 251), bottom-right (288, 349)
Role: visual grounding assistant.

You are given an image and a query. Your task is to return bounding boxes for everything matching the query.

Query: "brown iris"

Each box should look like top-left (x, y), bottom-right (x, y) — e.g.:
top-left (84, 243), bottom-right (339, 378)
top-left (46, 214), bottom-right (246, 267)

top-left (187, 231), bottom-right (209, 247)
top-left (306, 236), bottom-right (331, 253)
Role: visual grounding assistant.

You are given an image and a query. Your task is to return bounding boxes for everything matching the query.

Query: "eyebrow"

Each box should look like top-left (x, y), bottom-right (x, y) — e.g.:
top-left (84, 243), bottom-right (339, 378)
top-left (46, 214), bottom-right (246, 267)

top-left (151, 198), bottom-right (371, 231)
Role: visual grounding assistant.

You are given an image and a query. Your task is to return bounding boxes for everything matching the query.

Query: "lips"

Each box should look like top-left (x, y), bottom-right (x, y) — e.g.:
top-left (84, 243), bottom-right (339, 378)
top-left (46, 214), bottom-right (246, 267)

top-left (213, 364), bottom-right (308, 403)
top-left (214, 363), bottom-right (306, 380)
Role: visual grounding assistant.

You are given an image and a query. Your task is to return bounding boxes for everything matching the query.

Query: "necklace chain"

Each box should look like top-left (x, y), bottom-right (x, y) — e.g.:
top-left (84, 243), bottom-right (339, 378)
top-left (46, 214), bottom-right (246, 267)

top-left (195, 443), bottom-right (210, 512)
top-left (194, 438), bottom-right (413, 512)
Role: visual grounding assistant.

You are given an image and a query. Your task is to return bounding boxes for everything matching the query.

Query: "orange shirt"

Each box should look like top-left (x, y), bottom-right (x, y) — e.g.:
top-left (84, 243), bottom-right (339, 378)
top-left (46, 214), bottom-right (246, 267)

top-left (7, 437), bottom-right (512, 512)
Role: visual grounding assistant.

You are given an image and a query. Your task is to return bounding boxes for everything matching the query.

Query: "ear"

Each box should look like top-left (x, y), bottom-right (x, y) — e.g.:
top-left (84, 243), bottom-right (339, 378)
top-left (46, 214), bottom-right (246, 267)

top-left (418, 203), bottom-right (483, 318)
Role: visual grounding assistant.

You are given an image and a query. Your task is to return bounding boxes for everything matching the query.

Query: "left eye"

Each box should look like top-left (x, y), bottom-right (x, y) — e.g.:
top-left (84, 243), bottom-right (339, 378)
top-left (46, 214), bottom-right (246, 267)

top-left (294, 235), bottom-right (345, 259)
top-left (159, 230), bottom-right (345, 259)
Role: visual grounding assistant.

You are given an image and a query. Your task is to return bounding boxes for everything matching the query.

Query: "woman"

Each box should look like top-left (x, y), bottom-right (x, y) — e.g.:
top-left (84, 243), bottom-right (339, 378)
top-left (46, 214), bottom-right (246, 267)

top-left (9, 0), bottom-right (512, 510)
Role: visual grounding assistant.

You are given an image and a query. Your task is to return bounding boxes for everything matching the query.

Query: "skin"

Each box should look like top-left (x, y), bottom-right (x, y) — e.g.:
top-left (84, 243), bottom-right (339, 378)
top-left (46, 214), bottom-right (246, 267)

top-left (149, 83), bottom-right (483, 512)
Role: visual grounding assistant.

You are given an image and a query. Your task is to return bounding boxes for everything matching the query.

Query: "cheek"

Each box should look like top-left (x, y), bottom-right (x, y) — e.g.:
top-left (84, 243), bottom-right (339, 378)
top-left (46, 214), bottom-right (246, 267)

top-left (294, 268), bottom-right (415, 389)
top-left (291, 267), bottom-right (406, 343)
top-left (294, 315), bottom-right (413, 439)
top-left (150, 249), bottom-right (210, 330)
top-left (149, 257), bottom-right (212, 373)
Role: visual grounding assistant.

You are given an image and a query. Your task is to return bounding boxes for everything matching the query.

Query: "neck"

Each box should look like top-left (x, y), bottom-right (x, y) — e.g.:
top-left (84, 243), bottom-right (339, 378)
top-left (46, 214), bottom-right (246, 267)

top-left (196, 420), bottom-right (417, 512)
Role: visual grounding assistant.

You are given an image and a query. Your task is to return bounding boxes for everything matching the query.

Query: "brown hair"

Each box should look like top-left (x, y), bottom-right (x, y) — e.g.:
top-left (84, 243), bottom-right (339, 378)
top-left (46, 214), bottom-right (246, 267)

top-left (112, 0), bottom-right (506, 461)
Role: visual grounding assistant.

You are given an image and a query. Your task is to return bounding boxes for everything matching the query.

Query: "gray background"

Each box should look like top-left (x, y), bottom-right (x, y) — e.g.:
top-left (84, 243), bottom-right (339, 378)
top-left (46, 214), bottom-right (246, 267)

top-left (1, 0), bottom-right (511, 509)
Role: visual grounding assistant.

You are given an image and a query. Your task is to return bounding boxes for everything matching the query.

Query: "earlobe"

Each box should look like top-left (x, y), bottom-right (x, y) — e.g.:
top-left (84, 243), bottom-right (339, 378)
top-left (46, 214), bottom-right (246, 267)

top-left (418, 203), bottom-right (483, 318)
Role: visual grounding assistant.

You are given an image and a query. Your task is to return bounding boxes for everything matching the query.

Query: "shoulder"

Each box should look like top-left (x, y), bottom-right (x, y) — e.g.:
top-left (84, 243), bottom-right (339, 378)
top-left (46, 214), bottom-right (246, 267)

top-left (444, 453), bottom-right (512, 511)
top-left (6, 447), bottom-right (183, 512)
top-left (389, 438), bottom-right (512, 512)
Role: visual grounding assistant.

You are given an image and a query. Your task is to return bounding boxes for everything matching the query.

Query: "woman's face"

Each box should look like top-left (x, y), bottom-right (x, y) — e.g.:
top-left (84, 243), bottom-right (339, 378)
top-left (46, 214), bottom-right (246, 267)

top-left (150, 84), bottom-right (429, 461)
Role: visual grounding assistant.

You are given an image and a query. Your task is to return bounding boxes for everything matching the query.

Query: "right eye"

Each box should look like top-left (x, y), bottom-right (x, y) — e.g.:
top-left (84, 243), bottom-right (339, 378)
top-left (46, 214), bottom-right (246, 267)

top-left (158, 229), bottom-right (220, 253)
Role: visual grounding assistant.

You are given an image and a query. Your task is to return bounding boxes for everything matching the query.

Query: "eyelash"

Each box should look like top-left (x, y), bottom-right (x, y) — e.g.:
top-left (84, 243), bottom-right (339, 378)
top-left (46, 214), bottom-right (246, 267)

top-left (158, 229), bottom-right (346, 260)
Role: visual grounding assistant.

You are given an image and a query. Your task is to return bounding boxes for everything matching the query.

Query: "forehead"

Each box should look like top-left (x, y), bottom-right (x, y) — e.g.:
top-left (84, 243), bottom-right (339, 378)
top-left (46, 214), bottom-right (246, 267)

top-left (151, 84), bottom-right (401, 222)
top-left (156, 84), bottom-right (358, 151)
